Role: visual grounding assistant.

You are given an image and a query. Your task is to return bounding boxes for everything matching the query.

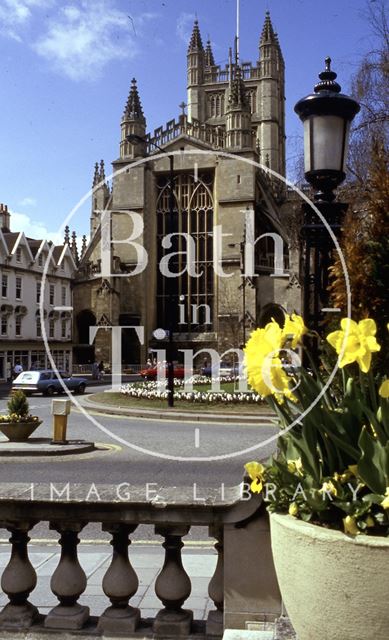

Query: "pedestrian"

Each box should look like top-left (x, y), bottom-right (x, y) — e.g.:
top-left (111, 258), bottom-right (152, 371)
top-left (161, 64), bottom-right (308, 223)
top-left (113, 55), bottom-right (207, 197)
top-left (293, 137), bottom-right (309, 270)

top-left (146, 358), bottom-right (152, 369)
top-left (92, 361), bottom-right (99, 380)
top-left (98, 360), bottom-right (105, 379)
top-left (13, 362), bottom-right (23, 379)
top-left (5, 361), bottom-right (11, 382)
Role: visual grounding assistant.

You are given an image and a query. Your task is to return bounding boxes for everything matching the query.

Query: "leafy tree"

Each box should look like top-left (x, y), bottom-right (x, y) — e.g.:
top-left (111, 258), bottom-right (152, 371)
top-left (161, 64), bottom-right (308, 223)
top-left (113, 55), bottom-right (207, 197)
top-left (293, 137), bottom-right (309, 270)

top-left (329, 0), bottom-right (389, 370)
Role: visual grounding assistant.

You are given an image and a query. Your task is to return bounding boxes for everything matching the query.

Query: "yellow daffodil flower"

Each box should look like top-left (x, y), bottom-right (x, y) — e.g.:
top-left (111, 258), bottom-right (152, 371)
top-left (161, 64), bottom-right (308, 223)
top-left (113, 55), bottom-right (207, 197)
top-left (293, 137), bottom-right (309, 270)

top-left (288, 502), bottom-right (299, 517)
top-left (326, 318), bottom-right (381, 373)
top-left (319, 480), bottom-right (338, 497)
top-left (244, 461), bottom-right (266, 494)
top-left (381, 488), bottom-right (389, 510)
top-left (343, 515), bottom-right (359, 535)
top-left (287, 458), bottom-right (303, 475)
top-left (245, 322), bottom-right (297, 403)
top-left (282, 313), bottom-right (307, 348)
top-left (379, 380), bottom-right (389, 399)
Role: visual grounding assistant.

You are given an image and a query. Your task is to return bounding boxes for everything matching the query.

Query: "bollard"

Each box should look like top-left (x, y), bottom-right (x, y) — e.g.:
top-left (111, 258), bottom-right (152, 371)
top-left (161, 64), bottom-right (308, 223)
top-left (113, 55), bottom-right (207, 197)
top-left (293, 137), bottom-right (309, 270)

top-left (51, 399), bottom-right (71, 444)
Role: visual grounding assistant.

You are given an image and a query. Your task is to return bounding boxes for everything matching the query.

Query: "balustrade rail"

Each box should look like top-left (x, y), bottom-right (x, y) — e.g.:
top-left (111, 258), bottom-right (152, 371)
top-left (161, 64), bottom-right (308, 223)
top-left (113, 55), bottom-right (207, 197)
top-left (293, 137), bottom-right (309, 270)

top-left (0, 483), bottom-right (281, 637)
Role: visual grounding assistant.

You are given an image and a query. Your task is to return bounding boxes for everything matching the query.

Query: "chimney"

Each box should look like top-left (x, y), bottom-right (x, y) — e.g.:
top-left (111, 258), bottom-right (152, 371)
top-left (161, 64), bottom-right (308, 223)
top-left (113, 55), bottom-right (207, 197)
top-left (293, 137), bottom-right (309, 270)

top-left (0, 204), bottom-right (10, 232)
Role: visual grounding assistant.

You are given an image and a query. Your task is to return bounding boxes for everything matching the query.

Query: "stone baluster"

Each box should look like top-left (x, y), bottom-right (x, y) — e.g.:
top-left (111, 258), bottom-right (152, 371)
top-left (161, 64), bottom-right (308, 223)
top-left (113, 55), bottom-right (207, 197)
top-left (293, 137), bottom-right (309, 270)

top-left (0, 522), bottom-right (38, 629)
top-left (206, 525), bottom-right (224, 636)
top-left (97, 523), bottom-right (140, 633)
top-left (45, 523), bottom-right (89, 630)
top-left (153, 525), bottom-right (193, 635)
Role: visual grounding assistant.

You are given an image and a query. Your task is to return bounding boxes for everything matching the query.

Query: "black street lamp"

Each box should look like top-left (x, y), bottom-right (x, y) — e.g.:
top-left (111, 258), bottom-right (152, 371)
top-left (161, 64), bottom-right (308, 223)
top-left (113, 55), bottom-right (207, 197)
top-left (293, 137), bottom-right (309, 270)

top-left (126, 133), bottom-right (175, 407)
top-left (294, 58), bottom-right (360, 335)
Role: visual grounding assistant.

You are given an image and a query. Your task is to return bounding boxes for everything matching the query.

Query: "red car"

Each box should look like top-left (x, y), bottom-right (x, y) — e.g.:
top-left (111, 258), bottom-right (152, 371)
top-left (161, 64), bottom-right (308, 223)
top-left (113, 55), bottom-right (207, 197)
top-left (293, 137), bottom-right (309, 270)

top-left (140, 364), bottom-right (186, 381)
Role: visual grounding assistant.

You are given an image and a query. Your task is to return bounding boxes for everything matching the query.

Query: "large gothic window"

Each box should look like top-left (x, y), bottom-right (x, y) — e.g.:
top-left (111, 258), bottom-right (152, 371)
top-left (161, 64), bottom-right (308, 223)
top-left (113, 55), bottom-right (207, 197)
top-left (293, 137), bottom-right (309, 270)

top-left (157, 173), bottom-right (214, 332)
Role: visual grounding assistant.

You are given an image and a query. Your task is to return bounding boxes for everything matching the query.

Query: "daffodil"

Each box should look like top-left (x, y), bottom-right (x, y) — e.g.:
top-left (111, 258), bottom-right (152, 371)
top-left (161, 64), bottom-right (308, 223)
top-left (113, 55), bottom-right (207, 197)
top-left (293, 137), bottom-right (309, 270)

top-left (287, 458), bottom-right (303, 475)
top-left (244, 461), bottom-right (266, 493)
top-left (245, 322), bottom-right (296, 403)
top-left (282, 313), bottom-right (307, 348)
top-left (343, 515), bottom-right (359, 535)
top-left (319, 480), bottom-right (338, 497)
top-left (381, 488), bottom-right (389, 510)
top-left (326, 318), bottom-right (381, 373)
top-left (288, 502), bottom-right (299, 517)
top-left (379, 380), bottom-right (389, 399)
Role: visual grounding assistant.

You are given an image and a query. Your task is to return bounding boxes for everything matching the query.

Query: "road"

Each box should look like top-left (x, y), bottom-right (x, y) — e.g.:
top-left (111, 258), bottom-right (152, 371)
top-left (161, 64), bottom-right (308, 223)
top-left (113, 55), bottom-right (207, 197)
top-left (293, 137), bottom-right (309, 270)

top-left (0, 385), bottom-right (278, 541)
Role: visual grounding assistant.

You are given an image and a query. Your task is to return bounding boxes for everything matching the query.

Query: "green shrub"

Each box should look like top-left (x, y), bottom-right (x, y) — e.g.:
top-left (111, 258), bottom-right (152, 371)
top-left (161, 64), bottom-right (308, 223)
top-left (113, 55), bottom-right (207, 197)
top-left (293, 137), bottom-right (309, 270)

top-left (7, 391), bottom-right (29, 417)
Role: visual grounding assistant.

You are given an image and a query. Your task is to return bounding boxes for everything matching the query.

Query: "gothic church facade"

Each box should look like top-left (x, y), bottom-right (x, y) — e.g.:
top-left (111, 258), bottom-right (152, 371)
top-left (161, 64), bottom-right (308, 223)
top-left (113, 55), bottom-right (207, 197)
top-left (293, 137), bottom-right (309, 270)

top-left (73, 13), bottom-right (301, 366)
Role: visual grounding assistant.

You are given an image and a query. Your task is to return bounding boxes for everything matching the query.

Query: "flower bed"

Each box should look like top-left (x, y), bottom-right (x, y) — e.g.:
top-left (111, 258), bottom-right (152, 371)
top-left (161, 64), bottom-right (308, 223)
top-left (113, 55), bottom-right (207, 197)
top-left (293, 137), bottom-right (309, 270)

top-left (121, 375), bottom-right (263, 404)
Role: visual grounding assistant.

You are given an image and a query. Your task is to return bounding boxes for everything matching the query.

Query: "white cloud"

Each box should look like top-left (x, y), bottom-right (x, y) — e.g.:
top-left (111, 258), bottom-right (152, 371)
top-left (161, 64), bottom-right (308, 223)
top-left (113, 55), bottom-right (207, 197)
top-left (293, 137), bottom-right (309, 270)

top-left (33, 1), bottom-right (143, 81)
top-left (18, 196), bottom-right (37, 207)
top-left (0, 0), bottom-right (50, 41)
top-left (10, 209), bottom-right (64, 245)
top-left (176, 12), bottom-right (195, 45)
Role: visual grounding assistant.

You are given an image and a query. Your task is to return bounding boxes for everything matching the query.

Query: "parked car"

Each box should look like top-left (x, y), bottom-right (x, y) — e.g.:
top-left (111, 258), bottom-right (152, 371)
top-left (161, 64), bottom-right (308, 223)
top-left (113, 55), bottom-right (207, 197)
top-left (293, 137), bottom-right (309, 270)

top-left (140, 364), bottom-right (186, 381)
top-left (201, 362), bottom-right (241, 377)
top-left (12, 370), bottom-right (88, 396)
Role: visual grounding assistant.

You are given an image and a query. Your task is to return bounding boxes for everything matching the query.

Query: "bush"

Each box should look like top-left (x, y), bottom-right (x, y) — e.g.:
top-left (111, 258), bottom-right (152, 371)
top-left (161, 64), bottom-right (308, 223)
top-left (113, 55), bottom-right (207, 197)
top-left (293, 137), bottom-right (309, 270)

top-left (7, 391), bottom-right (29, 417)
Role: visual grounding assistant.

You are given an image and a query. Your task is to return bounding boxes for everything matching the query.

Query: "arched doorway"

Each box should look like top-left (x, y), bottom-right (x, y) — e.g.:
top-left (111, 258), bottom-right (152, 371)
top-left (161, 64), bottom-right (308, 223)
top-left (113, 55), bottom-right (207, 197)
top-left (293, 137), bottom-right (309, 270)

top-left (258, 304), bottom-right (286, 328)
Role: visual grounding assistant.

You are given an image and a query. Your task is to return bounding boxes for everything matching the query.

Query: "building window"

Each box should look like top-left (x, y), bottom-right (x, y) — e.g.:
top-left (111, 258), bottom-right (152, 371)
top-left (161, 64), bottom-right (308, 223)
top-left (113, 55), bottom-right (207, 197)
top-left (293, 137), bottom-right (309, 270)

top-left (61, 320), bottom-right (67, 338)
top-left (36, 282), bottom-right (41, 304)
top-left (15, 317), bottom-right (22, 337)
top-left (15, 247), bottom-right (22, 262)
top-left (36, 318), bottom-right (41, 338)
top-left (38, 254), bottom-right (43, 266)
top-left (49, 284), bottom-right (55, 305)
top-left (61, 286), bottom-right (66, 306)
top-left (1, 318), bottom-right (7, 336)
top-left (49, 319), bottom-right (55, 338)
top-left (1, 274), bottom-right (8, 297)
top-left (15, 276), bottom-right (22, 300)
top-left (157, 173), bottom-right (214, 331)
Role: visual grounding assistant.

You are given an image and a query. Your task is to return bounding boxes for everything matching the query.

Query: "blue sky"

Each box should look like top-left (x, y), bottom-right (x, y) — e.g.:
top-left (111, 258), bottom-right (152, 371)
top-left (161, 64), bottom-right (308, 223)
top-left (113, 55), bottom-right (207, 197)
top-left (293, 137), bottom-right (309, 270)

top-left (0, 0), bottom-right (378, 242)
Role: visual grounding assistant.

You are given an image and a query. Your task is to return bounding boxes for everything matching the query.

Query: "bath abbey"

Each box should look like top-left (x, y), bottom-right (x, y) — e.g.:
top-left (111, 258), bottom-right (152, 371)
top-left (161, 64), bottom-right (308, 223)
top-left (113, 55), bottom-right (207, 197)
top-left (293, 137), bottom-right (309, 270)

top-left (72, 12), bottom-right (301, 366)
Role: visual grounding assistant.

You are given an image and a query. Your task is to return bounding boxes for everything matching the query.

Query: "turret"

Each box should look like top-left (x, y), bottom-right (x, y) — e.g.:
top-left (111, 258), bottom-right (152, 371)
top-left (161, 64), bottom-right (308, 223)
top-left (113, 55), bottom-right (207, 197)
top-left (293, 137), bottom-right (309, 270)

top-left (187, 20), bottom-right (205, 121)
top-left (226, 59), bottom-right (252, 150)
top-left (256, 11), bottom-right (286, 174)
top-left (120, 78), bottom-right (146, 159)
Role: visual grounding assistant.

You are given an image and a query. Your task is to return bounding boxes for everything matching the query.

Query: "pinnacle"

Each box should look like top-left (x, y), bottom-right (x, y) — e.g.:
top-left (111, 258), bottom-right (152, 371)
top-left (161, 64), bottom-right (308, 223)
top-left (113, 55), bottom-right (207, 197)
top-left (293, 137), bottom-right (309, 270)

top-left (205, 39), bottom-right (215, 66)
top-left (123, 77), bottom-right (145, 122)
top-left (260, 10), bottom-right (277, 45)
top-left (92, 162), bottom-right (99, 187)
top-left (228, 65), bottom-right (249, 110)
top-left (188, 19), bottom-right (204, 52)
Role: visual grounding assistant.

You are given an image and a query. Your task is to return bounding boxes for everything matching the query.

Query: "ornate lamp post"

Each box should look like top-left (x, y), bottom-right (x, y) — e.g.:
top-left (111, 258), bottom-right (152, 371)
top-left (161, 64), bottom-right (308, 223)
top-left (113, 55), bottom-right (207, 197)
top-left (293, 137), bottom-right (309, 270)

top-left (294, 57), bottom-right (360, 335)
top-left (126, 133), bottom-right (175, 407)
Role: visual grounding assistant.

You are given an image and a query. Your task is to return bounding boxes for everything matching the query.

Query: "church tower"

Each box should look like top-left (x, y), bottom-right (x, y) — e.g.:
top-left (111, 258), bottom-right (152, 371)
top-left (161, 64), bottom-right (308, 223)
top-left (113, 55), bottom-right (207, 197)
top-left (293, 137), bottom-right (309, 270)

top-left (257, 11), bottom-right (286, 174)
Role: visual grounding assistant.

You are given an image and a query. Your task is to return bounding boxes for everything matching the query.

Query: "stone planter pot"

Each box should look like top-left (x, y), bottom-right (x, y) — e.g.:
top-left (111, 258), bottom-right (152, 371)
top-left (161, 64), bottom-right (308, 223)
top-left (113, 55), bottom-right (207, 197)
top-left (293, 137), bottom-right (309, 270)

top-left (0, 420), bottom-right (42, 442)
top-left (270, 512), bottom-right (389, 640)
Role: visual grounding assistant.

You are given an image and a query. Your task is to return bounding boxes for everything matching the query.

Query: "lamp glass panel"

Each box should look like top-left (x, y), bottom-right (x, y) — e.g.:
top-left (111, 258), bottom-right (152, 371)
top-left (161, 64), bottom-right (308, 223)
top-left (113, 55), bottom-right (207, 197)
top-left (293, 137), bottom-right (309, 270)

top-left (310, 115), bottom-right (346, 171)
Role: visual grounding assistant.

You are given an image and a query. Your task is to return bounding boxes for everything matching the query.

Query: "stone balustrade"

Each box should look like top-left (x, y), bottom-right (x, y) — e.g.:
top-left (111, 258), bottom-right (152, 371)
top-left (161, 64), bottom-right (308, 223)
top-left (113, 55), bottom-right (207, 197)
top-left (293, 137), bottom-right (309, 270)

top-left (147, 117), bottom-right (226, 153)
top-left (0, 483), bottom-right (281, 637)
